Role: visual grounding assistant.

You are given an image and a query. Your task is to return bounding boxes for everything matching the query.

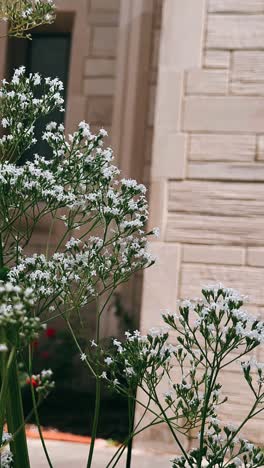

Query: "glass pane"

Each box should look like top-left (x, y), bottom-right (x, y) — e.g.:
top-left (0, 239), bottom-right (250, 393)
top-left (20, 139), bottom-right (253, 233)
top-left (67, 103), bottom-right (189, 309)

top-left (21, 34), bottom-right (71, 163)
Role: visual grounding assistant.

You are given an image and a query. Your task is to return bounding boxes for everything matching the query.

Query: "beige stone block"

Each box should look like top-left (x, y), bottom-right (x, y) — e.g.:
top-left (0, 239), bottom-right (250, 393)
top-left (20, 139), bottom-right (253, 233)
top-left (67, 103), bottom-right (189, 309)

top-left (204, 50), bottom-right (230, 69)
top-left (151, 29), bottom-right (161, 69)
top-left (152, 133), bottom-right (187, 179)
top-left (231, 81), bottom-right (264, 95)
top-left (208, 0), bottom-right (264, 13)
top-left (186, 69), bottom-right (228, 95)
top-left (144, 128), bottom-right (154, 164)
top-left (84, 59), bottom-right (116, 77)
top-left (65, 96), bottom-right (86, 133)
top-left (180, 264), bottom-right (264, 305)
top-left (189, 134), bottom-right (255, 162)
top-left (159, 0), bottom-right (205, 69)
top-left (247, 248), bottom-right (264, 266)
top-left (207, 14), bottom-right (264, 49)
top-left (147, 85), bottom-right (157, 127)
top-left (166, 213), bottom-right (264, 246)
top-left (187, 162), bottom-right (264, 181)
top-left (257, 135), bottom-right (264, 160)
top-left (155, 70), bottom-right (183, 131)
top-left (86, 96), bottom-right (113, 124)
top-left (178, 180), bottom-right (264, 213)
top-left (183, 245), bottom-right (245, 265)
top-left (168, 180), bottom-right (264, 218)
top-left (90, 0), bottom-right (120, 11)
top-left (232, 51), bottom-right (264, 82)
top-left (92, 27), bottom-right (118, 57)
top-left (148, 180), bottom-right (168, 240)
top-left (83, 78), bottom-right (115, 96)
top-left (140, 242), bottom-right (181, 331)
top-left (183, 96), bottom-right (264, 132)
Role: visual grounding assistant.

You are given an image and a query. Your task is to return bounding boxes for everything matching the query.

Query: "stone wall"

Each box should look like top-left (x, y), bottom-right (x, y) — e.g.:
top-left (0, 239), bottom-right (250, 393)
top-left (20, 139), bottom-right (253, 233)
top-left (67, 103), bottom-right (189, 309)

top-left (84, 0), bottom-right (120, 141)
top-left (140, 0), bottom-right (264, 448)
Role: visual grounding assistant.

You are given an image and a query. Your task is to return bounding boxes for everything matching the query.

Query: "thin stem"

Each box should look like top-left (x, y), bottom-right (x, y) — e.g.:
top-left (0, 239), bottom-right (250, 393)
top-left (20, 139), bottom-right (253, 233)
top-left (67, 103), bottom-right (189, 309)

top-left (126, 390), bottom-right (136, 468)
top-left (28, 345), bottom-right (53, 468)
top-left (151, 382), bottom-right (190, 464)
top-left (0, 346), bottom-right (16, 433)
top-left (86, 298), bottom-right (101, 468)
top-left (86, 376), bottom-right (101, 468)
top-left (66, 319), bottom-right (96, 378)
top-left (6, 355), bottom-right (31, 468)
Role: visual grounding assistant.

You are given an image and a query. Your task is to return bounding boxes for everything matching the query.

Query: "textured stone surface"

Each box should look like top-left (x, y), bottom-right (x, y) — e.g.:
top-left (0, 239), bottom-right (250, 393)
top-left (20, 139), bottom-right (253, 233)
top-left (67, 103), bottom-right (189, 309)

top-left (140, 243), bottom-right (181, 330)
top-left (183, 97), bottom-right (264, 132)
top-left (188, 162), bottom-right (264, 181)
top-left (183, 245), bottom-right (245, 265)
top-left (207, 15), bottom-right (264, 49)
top-left (92, 27), bottom-right (117, 57)
top-left (168, 180), bottom-right (264, 217)
top-left (186, 69), bottom-right (228, 95)
top-left (232, 51), bottom-right (264, 82)
top-left (85, 58), bottom-right (116, 77)
top-left (155, 70), bottom-right (183, 130)
top-left (166, 213), bottom-right (264, 246)
top-left (180, 264), bottom-right (264, 304)
top-left (152, 133), bottom-right (187, 179)
top-left (231, 81), bottom-right (264, 95)
top-left (204, 49), bottom-right (230, 68)
top-left (91, 0), bottom-right (120, 10)
top-left (257, 135), bottom-right (264, 160)
top-left (189, 134), bottom-right (255, 162)
top-left (208, 0), bottom-right (264, 13)
top-left (86, 97), bottom-right (113, 124)
top-left (83, 78), bottom-right (115, 96)
top-left (247, 248), bottom-right (264, 266)
top-left (159, 0), bottom-right (206, 69)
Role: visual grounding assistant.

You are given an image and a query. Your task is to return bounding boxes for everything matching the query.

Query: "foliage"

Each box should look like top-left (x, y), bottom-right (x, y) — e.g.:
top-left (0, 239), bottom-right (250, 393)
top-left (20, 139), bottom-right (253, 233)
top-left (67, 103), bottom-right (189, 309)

top-left (0, 0), bottom-right (55, 38)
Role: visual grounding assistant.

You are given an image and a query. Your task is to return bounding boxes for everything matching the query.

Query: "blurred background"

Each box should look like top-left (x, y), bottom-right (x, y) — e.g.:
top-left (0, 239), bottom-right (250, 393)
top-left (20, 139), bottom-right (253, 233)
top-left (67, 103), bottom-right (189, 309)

top-left (1, 0), bottom-right (264, 453)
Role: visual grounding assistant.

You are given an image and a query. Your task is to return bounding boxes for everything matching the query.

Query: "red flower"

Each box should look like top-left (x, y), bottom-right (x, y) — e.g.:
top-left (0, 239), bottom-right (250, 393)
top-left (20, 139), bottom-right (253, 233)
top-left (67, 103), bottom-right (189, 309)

top-left (32, 340), bottom-right (39, 349)
top-left (26, 377), bottom-right (39, 388)
top-left (41, 351), bottom-right (50, 359)
top-left (45, 328), bottom-right (56, 338)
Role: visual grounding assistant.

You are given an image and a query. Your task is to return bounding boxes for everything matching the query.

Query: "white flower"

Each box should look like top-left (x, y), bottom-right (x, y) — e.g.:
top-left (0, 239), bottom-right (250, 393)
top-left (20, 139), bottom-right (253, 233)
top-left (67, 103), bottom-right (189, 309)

top-left (152, 227), bottom-right (160, 238)
top-left (80, 353), bottom-right (87, 361)
top-left (104, 357), bottom-right (113, 366)
top-left (0, 344), bottom-right (8, 352)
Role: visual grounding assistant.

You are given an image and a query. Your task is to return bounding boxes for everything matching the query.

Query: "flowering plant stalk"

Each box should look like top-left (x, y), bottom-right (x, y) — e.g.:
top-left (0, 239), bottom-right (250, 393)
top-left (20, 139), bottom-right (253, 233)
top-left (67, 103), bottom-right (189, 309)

top-left (0, 3), bottom-right (155, 467)
top-left (100, 285), bottom-right (264, 467)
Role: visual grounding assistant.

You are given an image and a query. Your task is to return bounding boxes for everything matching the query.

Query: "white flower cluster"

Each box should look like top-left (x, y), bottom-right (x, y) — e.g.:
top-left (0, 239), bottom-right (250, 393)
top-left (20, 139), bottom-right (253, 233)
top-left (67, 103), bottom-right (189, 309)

top-left (0, 71), bottom-right (153, 265)
top-left (0, 67), bottom-right (63, 161)
top-left (100, 327), bottom-right (174, 391)
top-left (0, 282), bottom-right (44, 343)
top-left (0, 0), bottom-right (55, 38)
top-left (0, 450), bottom-right (13, 468)
top-left (164, 284), bottom-right (264, 349)
top-left (8, 234), bottom-right (153, 312)
top-left (0, 432), bottom-right (13, 468)
top-left (27, 368), bottom-right (55, 397)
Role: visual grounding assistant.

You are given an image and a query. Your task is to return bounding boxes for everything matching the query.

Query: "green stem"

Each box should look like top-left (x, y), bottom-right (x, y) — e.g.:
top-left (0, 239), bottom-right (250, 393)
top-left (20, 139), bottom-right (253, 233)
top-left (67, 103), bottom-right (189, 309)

top-left (126, 391), bottom-right (136, 468)
top-left (6, 356), bottom-right (30, 468)
top-left (86, 299), bottom-right (101, 468)
top-left (28, 345), bottom-right (53, 468)
top-left (86, 377), bottom-right (101, 468)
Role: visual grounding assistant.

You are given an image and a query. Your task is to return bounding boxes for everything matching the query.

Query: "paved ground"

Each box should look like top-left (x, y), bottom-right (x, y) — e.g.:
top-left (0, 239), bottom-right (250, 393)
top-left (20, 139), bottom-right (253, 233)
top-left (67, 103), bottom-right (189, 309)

top-left (29, 438), bottom-right (174, 467)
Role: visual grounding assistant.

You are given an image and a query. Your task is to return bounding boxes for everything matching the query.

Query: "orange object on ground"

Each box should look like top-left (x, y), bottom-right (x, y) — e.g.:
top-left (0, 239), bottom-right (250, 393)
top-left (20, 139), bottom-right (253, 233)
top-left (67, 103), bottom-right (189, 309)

top-left (25, 425), bottom-right (92, 444)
